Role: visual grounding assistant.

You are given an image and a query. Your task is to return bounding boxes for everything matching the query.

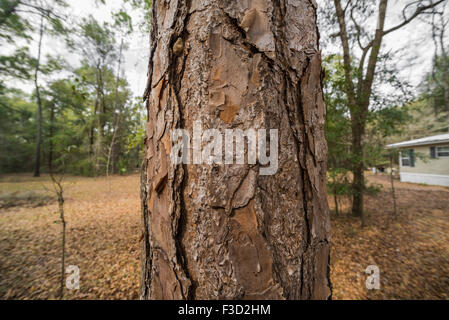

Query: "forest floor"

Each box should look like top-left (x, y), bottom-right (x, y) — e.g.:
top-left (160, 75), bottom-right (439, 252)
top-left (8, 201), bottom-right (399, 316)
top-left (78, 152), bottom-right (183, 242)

top-left (0, 174), bottom-right (141, 299)
top-left (0, 173), bottom-right (448, 299)
top-left (330, 173), bottom-right (449, 299)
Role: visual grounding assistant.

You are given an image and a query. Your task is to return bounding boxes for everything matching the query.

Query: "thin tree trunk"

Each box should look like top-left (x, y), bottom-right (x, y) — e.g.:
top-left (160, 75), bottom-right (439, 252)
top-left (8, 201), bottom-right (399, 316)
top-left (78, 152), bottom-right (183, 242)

top-left (141, 0), bottom-right (331, 300)
top-left (390, 154), bottom-right (397, 216)
top-left (33, 16), bottom-right (44, 178)
top-left (93, 65), bottom-right (104, 176)
top-left (90, 98), bottom-right (98, 159)
top-left (58, 188), bottom-right (66, 299)
top-left (49, 172), bottom-right (66, 299)
top-left (49, 104), bottom-right (55, 173)
top-left (334, 190), bottom-right (339, 216)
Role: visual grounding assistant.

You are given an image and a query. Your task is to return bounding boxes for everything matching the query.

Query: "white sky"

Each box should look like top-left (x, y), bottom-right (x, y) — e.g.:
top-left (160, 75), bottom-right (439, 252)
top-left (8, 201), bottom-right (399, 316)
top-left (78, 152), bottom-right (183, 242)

top-left (6, 1), bottom-right (447, 98)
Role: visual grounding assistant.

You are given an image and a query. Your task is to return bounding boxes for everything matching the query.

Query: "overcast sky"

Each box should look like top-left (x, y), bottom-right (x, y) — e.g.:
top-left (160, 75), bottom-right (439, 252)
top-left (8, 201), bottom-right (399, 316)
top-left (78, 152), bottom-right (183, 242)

top-left (12, 1), bottom-right (448, 99)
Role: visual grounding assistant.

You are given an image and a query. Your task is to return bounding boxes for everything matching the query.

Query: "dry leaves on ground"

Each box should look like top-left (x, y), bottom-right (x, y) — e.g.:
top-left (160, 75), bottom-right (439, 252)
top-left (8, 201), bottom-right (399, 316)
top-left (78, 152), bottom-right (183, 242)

top-left (0, 174), bottom-right (141, 300)
top-left (1, 173), bottom-right (448, 299)
top-left (330, 174), bottom-right (449, 299)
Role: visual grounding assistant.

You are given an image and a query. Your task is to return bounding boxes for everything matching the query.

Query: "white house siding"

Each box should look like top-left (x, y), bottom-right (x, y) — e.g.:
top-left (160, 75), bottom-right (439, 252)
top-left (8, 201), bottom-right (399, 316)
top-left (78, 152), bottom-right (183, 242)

top-left (399, 144), bottom-right (449, 187)
top-left (399, 172), bottom-right (449, 187)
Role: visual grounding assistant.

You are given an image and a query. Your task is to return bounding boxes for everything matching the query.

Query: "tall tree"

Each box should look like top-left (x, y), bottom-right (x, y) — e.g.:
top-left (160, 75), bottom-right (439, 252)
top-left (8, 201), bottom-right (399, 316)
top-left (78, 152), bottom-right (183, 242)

top-left (141, 0), bottom-right (331, 299)
top-left (77, 16), bottom-right (118, 175)
top-left (322, 0), bottom-right (445, 223)
top-left (106, 8), bottom-right (134, 177)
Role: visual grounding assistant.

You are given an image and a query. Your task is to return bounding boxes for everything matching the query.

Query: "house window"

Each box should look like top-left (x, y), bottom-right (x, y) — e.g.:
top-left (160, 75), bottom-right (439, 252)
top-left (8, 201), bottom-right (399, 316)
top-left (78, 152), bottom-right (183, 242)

top-left (401, 151), bottom-right (410, 166)
top-left (437, 146), bottom-right (449, 157)
top-left (401, 149), bottom-right (415, 167)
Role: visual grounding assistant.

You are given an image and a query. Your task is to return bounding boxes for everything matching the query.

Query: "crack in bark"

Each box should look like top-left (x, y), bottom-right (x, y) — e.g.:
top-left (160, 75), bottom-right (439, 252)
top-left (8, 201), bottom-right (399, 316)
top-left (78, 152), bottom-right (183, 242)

top-left (143, 0), bottom-right (159, 102)
top-left (140, 159), bottom-right (152, 299)
top-left (220, 10), bottom-right (275, 66)
top-left (169, 0), bottom-right (195, 300)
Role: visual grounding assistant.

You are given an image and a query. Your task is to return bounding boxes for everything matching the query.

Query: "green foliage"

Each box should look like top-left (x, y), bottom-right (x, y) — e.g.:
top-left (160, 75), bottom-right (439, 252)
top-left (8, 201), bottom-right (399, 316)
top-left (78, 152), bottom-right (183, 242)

top-left (327, 169), bottom-right (352, 197)
top-left (0, 1), bottom-right (148, 176)
top-left (0, 89), bottom-right (36, 173)
top-left (0, 47), bottom-right (33, 84)
top-left (79, 16), bottom-right (117, 64)
top-left (324, 52), bottom-right (411, 170)
top-left (323, 54), bottom-right (409, 209)
top-left (0, 0), bottom-right (32, 42)
top-left (365, 183), bottom-right (382, 196)
top-left (323, 55), bottom-right (354, 212)
top-left (40, 64), bottom-right (142, 176)
top-left (323, 55), bottom-right (352, 170)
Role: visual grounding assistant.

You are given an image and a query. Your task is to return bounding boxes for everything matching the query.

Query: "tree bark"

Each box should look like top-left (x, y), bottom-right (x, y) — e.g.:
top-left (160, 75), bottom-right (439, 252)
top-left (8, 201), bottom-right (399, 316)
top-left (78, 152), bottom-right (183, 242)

top-left (351, 113), bottom-right (365, 223)
top-left (141, 0), bottom-right (331, 300)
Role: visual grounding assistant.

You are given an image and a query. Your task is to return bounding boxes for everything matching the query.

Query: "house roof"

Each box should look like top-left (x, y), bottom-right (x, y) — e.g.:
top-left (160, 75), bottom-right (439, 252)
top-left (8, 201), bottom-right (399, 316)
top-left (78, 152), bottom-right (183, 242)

top-left (387, 133), bottom-right (449, 149)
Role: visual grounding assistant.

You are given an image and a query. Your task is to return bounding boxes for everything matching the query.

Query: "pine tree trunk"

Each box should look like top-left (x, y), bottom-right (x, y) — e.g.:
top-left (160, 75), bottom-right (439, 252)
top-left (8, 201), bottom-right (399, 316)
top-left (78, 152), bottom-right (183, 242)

top-left (141, 0), bottom-right (331, 300)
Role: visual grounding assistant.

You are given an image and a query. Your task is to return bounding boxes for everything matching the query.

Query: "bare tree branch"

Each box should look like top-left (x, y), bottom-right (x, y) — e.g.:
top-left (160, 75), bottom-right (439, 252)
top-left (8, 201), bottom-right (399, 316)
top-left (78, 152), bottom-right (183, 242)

top-left (383, 0), bottom-right (446, 36)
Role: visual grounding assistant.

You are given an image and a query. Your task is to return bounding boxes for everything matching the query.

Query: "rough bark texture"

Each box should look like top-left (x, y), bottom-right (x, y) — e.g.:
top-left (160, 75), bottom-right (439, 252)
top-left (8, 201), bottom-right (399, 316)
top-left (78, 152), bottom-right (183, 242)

top-left (141, 0), bottom-right (331, 300)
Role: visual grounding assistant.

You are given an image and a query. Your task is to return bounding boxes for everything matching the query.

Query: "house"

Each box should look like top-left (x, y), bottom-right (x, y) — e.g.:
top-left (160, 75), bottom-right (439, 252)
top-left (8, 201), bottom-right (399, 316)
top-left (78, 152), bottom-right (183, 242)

top-left (387, 133), bottom-right (449, 187)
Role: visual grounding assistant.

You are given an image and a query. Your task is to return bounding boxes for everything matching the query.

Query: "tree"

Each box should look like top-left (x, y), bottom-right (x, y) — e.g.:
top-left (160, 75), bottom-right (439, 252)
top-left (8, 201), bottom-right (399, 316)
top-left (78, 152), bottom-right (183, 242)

top-left (321, 0), bottom-right (445, 223)
top-left (106, 8), bottom-right (134, 182)
top-left (141, 1), bottom-right (331, 299)
top-left (76, 16), bottom-right (119, 175)
top-left (323, 53), bottom-right (408, 219)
